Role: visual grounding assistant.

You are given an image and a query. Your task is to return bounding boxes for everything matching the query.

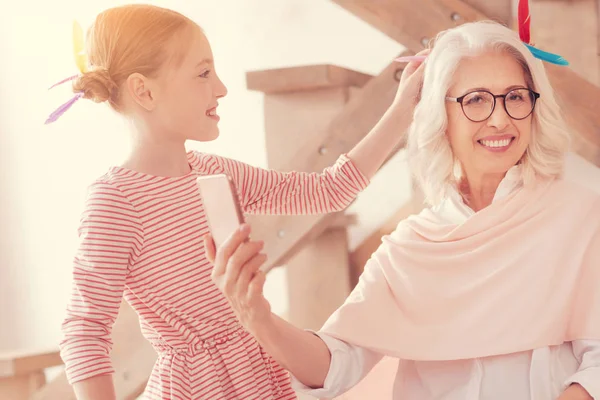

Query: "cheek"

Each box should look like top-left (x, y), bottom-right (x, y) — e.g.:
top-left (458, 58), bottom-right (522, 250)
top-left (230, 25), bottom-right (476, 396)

top-left (515, 120), bottom-right (532, 144)
top-left (446, 108), bottom-right (478, 152)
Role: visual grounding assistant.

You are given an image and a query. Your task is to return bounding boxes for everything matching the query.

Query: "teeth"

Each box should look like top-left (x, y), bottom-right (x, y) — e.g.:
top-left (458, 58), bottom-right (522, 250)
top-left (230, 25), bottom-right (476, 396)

top-left (480, 138), bottom-right (511, 148)
top-left (207, 109), bottom-right (216, 116)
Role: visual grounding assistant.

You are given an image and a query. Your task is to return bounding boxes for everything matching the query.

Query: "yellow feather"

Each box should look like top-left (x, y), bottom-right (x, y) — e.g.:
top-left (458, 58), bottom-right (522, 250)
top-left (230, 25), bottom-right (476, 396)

top-left (72, 20), bottom-right (88, 73)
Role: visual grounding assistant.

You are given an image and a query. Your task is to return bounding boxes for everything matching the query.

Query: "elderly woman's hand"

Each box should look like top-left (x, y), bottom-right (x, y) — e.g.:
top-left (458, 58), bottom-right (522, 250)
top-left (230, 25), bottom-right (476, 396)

top-left (393, 48), bottom-right (430, 112)
top-left (204, 224), bottom-right (272, 333)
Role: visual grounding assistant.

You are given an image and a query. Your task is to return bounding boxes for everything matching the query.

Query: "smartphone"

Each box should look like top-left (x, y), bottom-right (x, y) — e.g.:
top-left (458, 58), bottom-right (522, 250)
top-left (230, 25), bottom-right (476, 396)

top-left (197, 174), bottom-right (245, 250)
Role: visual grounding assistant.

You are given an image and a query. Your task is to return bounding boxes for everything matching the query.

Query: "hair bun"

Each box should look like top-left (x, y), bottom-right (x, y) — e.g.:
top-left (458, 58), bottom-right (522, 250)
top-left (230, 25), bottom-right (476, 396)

top-left (72, 67), bottom-right (118, 104)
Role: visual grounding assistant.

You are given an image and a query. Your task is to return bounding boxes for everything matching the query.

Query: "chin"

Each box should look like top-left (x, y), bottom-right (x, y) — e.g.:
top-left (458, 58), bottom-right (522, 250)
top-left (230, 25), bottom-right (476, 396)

top-left (187, 128), bottom-right (220, 142)
top-left (481, 157), bottom-right (521, 176)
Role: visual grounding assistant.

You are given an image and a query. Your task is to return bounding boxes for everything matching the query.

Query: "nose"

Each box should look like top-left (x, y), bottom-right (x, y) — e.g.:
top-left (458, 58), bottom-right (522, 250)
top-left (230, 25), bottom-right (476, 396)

top-left (486, 99), bottom-right (510, 130)
top-left (215, 74), bottom-right (228, 99)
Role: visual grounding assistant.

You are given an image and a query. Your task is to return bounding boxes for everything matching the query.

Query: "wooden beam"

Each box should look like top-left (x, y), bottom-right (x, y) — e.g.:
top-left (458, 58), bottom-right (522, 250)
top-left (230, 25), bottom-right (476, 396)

top-left (0, 349), bottom-right (62, 378)
top-left (527, 0), bottom-right (599, 85)
top-left (462, 0), bottom-right (512, 23)
top-left (246, 65), bottom-right (372, 94)
top-left (246, 56), bottom-right (411, 271)
top-left (0, 371), bottom-right (46, 400)
top-left (0, 349), bottom-right (63, 400)
top-left (332, 0), bottom-right (600, 166)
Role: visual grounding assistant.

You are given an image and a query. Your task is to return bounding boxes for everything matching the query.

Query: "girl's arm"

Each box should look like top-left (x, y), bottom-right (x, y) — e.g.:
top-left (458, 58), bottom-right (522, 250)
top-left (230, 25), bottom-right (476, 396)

top-left (195, 53), bottom-right (427, 216)
top-left (73, 375), bottom-right (117, 400)
top-left (61, 181), bottom-right (143, 399)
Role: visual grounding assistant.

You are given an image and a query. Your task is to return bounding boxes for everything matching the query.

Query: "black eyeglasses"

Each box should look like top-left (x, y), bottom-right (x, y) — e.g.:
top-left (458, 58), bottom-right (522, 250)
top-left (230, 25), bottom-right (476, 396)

top-left (446, 88), bottom-right (540, 122)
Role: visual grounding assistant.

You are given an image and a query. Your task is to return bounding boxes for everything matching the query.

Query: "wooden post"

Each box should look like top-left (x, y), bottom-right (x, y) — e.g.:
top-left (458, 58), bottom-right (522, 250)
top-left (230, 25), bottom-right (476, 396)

top-left (286, 228), bottom-right (352, 331)
top-left (248, 65), bottom-right (366, 332)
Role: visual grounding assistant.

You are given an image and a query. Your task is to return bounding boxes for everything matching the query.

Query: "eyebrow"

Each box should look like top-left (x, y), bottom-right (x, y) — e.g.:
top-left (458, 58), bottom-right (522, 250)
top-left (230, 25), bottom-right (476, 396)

top-left (196, 59), bottom-right (213, 67)
top-left (463, 85), bottom-right (527, 93)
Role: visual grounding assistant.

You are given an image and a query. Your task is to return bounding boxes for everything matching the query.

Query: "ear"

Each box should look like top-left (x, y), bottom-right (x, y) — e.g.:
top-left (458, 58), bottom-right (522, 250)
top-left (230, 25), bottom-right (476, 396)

top-left (125, 73), bottom-right (158, 111)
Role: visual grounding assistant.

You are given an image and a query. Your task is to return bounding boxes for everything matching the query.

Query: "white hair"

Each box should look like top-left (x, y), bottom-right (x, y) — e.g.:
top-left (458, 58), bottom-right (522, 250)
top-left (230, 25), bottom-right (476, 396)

top-left (407, 20), bottom-right (570, 206)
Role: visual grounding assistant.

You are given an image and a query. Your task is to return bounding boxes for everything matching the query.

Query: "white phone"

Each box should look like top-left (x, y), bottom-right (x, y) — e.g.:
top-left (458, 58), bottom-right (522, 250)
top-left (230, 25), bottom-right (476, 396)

top-left (197, 174), bottom-right (245, 250)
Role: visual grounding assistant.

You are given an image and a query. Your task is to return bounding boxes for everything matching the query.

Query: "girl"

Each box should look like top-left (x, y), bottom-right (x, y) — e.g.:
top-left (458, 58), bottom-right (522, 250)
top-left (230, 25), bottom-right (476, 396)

top-left (55, 4), bottom-right (425, 400)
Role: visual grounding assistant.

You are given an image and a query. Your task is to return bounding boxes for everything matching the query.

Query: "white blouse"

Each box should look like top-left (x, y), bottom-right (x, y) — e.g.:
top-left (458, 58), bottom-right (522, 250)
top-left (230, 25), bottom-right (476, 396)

top-left (292, 164), bottom-right (600, 399)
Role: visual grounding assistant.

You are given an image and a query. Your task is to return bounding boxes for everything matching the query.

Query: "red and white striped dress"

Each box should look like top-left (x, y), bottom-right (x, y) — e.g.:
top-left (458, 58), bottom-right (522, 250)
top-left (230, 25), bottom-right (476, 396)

top-left (60, 151), bottom-right (368, 400)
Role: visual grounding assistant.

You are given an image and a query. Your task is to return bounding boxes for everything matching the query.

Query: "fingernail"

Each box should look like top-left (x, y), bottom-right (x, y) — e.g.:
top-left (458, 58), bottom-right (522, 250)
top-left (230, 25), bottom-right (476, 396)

top-left (239, 224), bottom-right (250, 233)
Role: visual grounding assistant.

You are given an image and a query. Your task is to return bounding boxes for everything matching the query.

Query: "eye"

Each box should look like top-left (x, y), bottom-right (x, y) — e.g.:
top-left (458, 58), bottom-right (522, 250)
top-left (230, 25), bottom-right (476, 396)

top-left (465, 95), bottom-right (485, 105)
top-left (199, 70), bottom-right (211, 78)
top-left (507, 92), bottom-right (524, 102)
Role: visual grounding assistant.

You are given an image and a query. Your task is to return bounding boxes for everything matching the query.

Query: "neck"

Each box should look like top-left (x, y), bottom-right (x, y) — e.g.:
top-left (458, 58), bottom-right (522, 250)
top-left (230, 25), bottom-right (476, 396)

top-left (459, 171), bottom-right (506, 212)
top-left (122, 127), bottom-right (190, 177)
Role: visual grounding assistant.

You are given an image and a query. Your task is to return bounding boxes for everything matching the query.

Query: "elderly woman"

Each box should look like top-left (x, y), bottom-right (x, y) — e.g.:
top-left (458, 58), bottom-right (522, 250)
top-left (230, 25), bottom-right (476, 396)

top-left (205, 21), bottom-right (600, 400)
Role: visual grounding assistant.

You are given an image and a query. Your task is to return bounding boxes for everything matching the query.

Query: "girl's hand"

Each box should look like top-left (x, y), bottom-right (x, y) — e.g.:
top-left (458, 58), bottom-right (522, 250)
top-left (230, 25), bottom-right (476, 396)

top-left (393, 48), bottom-right (430, 112)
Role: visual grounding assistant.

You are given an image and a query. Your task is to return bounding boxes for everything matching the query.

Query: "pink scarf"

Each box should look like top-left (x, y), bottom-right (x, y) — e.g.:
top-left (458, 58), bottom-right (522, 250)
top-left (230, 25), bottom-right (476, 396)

top-left (320, 177), bottom-right (600, 394)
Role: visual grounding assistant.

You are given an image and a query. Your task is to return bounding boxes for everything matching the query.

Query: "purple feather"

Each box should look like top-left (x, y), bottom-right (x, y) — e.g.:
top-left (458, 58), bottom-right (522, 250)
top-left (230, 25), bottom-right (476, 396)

top-left (45, 92), bottom-right (83, 124)
top-left (48, 74), bottom-right (79, 90)
top-left (394, 55), bottom-right (428, 63)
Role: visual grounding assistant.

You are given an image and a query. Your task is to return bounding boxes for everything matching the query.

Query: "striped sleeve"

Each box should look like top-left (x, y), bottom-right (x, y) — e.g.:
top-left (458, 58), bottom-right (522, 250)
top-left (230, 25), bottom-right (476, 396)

top-left (59, 181), bottom-right (144, 384)
top-left (198, 153), bottom-right (370, 215)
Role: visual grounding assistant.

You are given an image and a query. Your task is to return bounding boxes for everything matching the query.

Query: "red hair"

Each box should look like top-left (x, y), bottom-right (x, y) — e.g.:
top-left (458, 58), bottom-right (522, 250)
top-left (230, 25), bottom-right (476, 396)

top-left (72, 4), bottom-right (196, 111)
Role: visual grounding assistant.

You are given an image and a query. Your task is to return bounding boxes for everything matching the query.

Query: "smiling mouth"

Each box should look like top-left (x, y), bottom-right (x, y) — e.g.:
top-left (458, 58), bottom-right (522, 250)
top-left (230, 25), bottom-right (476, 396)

top-left (477, 136), bottom-right (516, 152)
top-left (206, 107), bottom-right (219, 120)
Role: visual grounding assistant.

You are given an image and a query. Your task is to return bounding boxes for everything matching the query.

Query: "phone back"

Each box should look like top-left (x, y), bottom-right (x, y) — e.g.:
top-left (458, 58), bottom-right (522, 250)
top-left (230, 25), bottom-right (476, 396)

top-left (197, 174), bottom-right (245, 249)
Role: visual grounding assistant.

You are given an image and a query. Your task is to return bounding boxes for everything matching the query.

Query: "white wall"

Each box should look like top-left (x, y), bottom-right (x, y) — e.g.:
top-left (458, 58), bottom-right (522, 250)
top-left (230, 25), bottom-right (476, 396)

top-left (0, 0), bottom-right (406, 351)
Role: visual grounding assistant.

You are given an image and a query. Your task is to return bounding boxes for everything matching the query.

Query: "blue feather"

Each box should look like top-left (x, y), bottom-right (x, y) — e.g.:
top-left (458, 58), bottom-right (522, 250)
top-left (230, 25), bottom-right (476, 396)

top-left (525, 43), bottom-right (569, 66)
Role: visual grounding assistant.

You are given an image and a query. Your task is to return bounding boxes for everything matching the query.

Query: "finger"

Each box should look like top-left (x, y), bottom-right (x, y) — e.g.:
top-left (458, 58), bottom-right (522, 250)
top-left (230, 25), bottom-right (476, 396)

top-left (236, 253), bottom-right (267, 295)
top-left (400, 49), bottom-right (431, 78)
top-left (223, 241), bottom-right (264, 295)
top-left (204, 235), bottom-right (216, 263)
top-left (214, 224), bottom-right (252, 278)
top-left (247, 270), bottom-right (267, 304)
top-left (407, 59), bottom-right (426, 83)
top-left (401, 56), bottom-right (426, 79)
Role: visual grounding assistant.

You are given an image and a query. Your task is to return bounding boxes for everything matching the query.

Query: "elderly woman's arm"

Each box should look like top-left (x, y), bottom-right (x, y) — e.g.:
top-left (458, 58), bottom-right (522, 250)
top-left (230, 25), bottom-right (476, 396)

top-left (249, 313), bottom-right (332, 388)
top-left (289, 332), bottom-right (383, 397)
top-left (558, 340), bottom-right (600, 400)
top-left (204, 225), bottom-right (383, 393)
top-left (204, 225), bottom-right (330, 387)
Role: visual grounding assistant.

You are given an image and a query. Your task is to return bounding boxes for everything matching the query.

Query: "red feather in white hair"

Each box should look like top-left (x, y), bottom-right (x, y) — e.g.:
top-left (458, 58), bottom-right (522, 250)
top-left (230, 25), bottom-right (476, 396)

top-left (518, 0), bottom-right (531, 44)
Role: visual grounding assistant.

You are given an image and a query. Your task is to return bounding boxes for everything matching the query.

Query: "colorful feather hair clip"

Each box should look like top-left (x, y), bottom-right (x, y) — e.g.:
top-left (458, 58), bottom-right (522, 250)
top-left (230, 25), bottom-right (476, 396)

top-left (394, 0), bottom-right (568, 67)
top-left (518, 0), bottom-right (568, 66)
top-left (45, 21), bottom-right (89, 125)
